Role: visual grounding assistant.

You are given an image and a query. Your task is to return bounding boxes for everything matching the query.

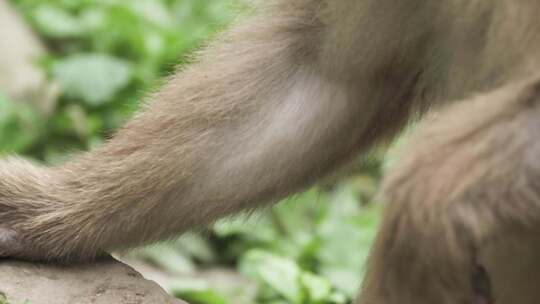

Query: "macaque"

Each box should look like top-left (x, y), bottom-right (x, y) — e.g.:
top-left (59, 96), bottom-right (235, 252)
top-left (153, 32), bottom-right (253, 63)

top-left (1, 0), bottom-right (540, 303)
top-left (362, 78), bottom-right (540, 304)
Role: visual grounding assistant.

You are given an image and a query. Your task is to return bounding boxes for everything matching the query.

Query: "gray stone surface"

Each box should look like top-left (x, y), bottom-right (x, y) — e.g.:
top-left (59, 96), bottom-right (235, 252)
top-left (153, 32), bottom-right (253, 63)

top-left (0, 257), bottom-right (187, 304)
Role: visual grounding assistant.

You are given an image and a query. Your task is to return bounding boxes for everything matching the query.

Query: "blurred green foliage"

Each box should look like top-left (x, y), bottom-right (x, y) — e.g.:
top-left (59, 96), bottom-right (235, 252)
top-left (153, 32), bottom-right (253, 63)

top-left (2, 1), bottom-right (384, 303)
top-left (136, 179), bottom-right (382, 304)
top-left (6, 0), bottom-right (242, 161)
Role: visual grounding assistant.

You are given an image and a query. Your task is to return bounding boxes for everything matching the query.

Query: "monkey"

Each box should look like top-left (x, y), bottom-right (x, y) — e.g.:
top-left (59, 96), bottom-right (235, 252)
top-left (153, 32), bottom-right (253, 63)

top-left (361, 77), bottom-right (540, 304)
top-left (1, 0), bottom-right (540, 303)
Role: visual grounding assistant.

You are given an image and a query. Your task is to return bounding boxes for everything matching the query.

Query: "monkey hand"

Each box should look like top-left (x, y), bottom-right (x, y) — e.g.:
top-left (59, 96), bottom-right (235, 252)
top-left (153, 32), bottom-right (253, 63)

top-left (0, 158), bottom-right (103, 262)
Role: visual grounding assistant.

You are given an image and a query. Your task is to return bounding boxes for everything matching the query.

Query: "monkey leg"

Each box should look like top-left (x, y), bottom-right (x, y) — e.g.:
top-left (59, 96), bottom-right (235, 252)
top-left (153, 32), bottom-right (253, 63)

top-left (358, 77), bottom-right (540, 304)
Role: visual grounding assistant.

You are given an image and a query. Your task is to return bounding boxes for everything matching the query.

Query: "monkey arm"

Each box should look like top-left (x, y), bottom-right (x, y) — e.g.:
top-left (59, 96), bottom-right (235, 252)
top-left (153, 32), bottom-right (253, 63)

top-left (359, 76), bottom-right (540, 304)
top-left (0, 1), bottom-right (434, 262)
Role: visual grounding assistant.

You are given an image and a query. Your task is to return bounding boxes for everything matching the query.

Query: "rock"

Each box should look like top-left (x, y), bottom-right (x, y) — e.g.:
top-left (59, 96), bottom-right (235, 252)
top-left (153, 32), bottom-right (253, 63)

top-left (0, 257), bottom-right (187, 304)
top-left (123, 258), bottom-right (257, 304)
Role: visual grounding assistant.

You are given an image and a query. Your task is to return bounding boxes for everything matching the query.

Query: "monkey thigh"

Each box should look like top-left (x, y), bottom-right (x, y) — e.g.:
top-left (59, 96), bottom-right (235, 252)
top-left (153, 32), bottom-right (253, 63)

top-left (479, 231), bottom-right (540, 304)
top-left (358, 77), bottom-right (540, 304)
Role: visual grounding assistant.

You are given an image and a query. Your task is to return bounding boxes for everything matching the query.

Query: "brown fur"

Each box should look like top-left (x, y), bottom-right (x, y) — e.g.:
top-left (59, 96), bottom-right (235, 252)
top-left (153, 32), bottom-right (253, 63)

top-left (361, 77), bottom-right (540, 304)
top-left (1, 0), bottom-right (540, 303)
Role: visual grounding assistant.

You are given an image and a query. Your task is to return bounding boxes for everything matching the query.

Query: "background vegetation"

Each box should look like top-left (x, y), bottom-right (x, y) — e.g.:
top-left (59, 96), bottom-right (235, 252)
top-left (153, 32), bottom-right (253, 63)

top-left (2, 1), bottom-right (386, 303)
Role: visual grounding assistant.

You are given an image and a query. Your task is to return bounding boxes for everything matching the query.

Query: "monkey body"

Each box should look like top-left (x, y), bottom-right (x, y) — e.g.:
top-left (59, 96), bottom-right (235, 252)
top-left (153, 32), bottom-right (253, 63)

top-left (1, 1), bottom-right (540, 303)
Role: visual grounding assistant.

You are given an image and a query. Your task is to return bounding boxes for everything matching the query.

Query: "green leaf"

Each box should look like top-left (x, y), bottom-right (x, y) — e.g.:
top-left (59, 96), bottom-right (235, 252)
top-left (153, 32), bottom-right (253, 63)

top-left (239, 250), bottom-right (303, 303)
top-left (0, 292), bottom-right (9, 304)
top-left (173, 233), bottom-right (216, 264)
top-left (171, 279), bottom-right (229, 304)
top-left (33, 5), bottom-right (86, 38)
top-left (328, 292), bottom-right (348, 304)
top-left (304, 185), bottom-right (380, 298)
top-left (128, 0), bottom-right (173, 29)
top-left (213, 214), bottom-right (276, 241)
top-left (300, 272), bottom-right (332, 303)
top-left (0, 94), bottom-right (42, 154)
top-left (131, 243), bottom-right (195, 274)
top-left (53, 54), bottom-right (133, 106)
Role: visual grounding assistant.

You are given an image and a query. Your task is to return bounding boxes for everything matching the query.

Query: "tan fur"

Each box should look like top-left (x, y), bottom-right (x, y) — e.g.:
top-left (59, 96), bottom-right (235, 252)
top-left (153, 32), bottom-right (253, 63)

top-left (2, 0), bottom-right (540, 303)
top-left (361, 77), bottom-right (540, 304)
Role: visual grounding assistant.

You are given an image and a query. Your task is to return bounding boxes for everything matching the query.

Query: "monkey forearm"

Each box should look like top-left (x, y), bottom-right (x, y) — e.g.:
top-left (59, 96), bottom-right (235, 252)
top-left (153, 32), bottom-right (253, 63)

top-left (0, 10), bottom-right (319, 260)
top-left (50, 51), bottom-right (397, 257)
top-left (0, 1), bottom-right (431, 261)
